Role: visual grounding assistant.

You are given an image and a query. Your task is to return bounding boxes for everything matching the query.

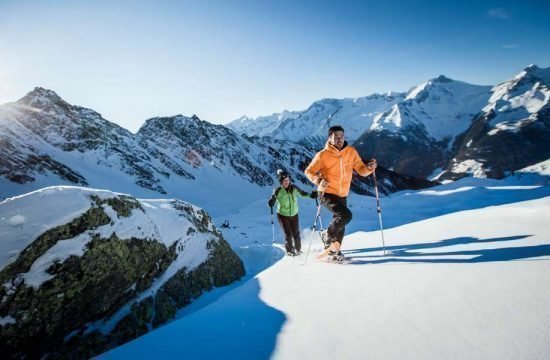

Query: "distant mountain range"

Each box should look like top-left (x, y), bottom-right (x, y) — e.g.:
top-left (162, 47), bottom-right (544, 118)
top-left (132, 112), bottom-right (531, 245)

top-left (0, 88), bottom-right (433, 205)
top-left (228, 65), bottom-right (550, 180)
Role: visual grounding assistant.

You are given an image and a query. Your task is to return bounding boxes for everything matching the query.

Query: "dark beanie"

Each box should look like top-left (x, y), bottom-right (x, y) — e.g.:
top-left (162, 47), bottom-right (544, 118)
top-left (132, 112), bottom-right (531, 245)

top-left (277, 169), bottom-right (290, 183)
top-left (328, 125), bottom-right (344, 136)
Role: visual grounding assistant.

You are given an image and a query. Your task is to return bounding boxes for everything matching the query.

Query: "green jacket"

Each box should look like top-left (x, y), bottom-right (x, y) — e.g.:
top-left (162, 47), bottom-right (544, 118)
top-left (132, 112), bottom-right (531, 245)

top-left (268, 184), bottom-right (313, 217)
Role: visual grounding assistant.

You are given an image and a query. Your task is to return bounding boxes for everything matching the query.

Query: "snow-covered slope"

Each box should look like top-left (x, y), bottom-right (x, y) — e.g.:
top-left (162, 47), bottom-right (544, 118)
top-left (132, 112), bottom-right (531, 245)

top-left (102, 172), bottom-right (550, 359)
top-left (443, 65), bottom-right (550, 179)
top-left (518, 159), bottom-right (550, 176)
top-left (0, 186), bottom-right (244, 358)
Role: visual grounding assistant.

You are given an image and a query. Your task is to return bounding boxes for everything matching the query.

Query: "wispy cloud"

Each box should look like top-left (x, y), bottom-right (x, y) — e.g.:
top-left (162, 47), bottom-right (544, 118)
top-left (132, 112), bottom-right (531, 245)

top-left (502, 44), bottom-right (519, 49)
top-left (488, 8), bottom-right (510, 19)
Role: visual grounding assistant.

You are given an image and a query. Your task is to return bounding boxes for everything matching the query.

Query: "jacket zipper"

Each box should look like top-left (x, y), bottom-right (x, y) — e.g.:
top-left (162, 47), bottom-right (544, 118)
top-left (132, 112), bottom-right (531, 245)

top-left (281, 188), bottom-right (294, 215)
top-left (339, 155), bottom-right (344, 196)
top-left (289, 190), bottom-right (293, 215)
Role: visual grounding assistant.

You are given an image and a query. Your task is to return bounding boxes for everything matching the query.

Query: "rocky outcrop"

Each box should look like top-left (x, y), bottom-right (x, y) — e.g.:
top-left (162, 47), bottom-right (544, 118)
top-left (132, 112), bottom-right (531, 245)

top-left (354, 127), bottom-right (450, 179)
top-left (351, 165), bottom-right (440, 196)
top-left (0, 187), bottom-right (244, 359)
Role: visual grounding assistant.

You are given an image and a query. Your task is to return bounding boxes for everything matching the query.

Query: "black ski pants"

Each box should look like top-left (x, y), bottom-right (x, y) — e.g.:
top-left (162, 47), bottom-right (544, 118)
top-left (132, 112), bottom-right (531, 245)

top-left (321, 193), bottom-right (352, 245)
top-left (277, 213), bottom-right (301, 253)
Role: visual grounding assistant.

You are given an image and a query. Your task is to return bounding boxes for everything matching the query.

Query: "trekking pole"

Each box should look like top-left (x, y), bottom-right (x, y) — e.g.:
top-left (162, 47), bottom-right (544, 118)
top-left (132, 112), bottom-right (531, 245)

top-left (372, 170), bottom-right (387, 255)
top-left (271, 206), bottom-right (276, 244)
top-left (303, 196), bottom-right (322, 265)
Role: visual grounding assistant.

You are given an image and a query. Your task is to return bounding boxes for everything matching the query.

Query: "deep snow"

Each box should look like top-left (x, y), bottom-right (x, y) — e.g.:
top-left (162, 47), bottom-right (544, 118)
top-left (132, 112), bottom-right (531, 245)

top-left (100, 169), bottom-right (550, 360)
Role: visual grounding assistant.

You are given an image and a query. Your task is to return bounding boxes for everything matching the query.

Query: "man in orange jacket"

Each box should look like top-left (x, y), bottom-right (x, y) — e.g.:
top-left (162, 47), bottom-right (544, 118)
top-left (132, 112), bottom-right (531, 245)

top-left (305, 125), bottom-right (377, 261)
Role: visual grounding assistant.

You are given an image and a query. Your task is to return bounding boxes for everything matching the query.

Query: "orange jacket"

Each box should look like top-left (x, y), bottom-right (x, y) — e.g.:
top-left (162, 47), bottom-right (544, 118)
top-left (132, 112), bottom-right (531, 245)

top-left (305, 142), bottom-right (373, 197)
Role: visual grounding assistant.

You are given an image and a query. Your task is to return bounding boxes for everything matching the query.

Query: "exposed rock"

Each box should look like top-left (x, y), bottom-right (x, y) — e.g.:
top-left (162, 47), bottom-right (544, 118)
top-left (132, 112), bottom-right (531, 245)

top-left (0, 189), bottom-right (245, 359)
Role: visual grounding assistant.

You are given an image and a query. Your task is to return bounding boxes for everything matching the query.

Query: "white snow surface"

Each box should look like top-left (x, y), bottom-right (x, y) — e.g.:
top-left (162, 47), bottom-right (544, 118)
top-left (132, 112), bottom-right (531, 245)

top-left (102, 173), bottom-right (550, 360)
top-left (518, 159), bottom-right (550, 176)
top-left (0, 186), bottom-right (115, 269)
top-left (0, 315), bottom-right (16, 326)
top-left (450, 159), bottom-right (488, 178)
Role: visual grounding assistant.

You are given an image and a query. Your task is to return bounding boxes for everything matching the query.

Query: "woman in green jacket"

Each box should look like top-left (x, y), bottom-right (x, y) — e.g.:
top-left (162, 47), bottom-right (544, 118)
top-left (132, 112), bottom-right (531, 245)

top-left (268, 169), bottom-right (317, 256)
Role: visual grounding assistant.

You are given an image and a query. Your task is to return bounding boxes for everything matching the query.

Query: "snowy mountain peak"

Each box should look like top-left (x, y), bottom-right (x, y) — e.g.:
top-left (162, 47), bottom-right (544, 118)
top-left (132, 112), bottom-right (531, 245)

top-left (17, 87), bottom-right (68, 109)
top-left (405, 75), bottom-right (461, 101)
top-left (377, 77), bottom-right (491, 141)
top-left (433, 74), bottom-right (454, 83)
top-left (140, 114), bottom-right (202, 130)
top-left (496, 64), bottom-right (550, 95)
top-left (226, 109), bottom-right (301, 138)
top-left (517, 64), bottom-right (550, 84)
top-left (233, 115), bottom-right (254, 124)
top-left (386, 90), bottom-right (403, 98)
top-left (484, 65), bottom-right (550, 115)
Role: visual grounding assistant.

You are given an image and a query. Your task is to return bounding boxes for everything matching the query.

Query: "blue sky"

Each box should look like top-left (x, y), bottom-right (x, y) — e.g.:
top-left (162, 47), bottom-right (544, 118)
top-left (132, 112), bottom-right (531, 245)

top-left (0, 0), bottom-right (548, 132)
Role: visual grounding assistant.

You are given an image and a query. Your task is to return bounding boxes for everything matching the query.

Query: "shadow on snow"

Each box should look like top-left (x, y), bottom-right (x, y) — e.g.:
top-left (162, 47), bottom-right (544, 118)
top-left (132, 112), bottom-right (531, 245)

top-left (103, 278), bottom-right (286, 359)
top-left (342, 235), bottom-right (550, 264)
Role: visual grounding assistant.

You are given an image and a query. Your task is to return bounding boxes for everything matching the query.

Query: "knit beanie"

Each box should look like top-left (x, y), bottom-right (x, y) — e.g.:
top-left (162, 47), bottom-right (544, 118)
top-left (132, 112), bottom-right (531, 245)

top-left (277, 169), bottom-right (290, 183)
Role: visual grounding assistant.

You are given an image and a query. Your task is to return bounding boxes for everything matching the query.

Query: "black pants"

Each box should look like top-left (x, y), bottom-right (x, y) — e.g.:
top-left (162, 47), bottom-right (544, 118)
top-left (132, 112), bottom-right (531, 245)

top-left (277, 214), bottom-right (301, 253)
top-left (321, 193), bottom-right (352, 245)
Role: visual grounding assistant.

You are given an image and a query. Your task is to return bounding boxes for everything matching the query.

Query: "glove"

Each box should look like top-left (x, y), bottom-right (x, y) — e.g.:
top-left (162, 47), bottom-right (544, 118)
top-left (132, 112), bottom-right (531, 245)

top-left (319, 179), bottom-right (328, 192)
top-left (268, 198), bottom-right (276, 207)
top-left (310, 190), bottom-right (318, 198)
top-left (367, 158), bottom-right (377, 170)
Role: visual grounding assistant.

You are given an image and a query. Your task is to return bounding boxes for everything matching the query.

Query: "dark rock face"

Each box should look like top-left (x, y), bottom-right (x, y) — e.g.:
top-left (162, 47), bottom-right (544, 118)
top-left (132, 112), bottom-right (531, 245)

top-left (440, 66), bottom-right (550, 179)
top-left (354, 128), bottom-right (450, 179)
top-left (1, 153), bottom-right (88, 185)
top-left (351, 165), bottom-right (440, 196)
top-left (0, 193), bottom-right (244, 359)
top-left (443, 104), bottom-right (550, 179)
